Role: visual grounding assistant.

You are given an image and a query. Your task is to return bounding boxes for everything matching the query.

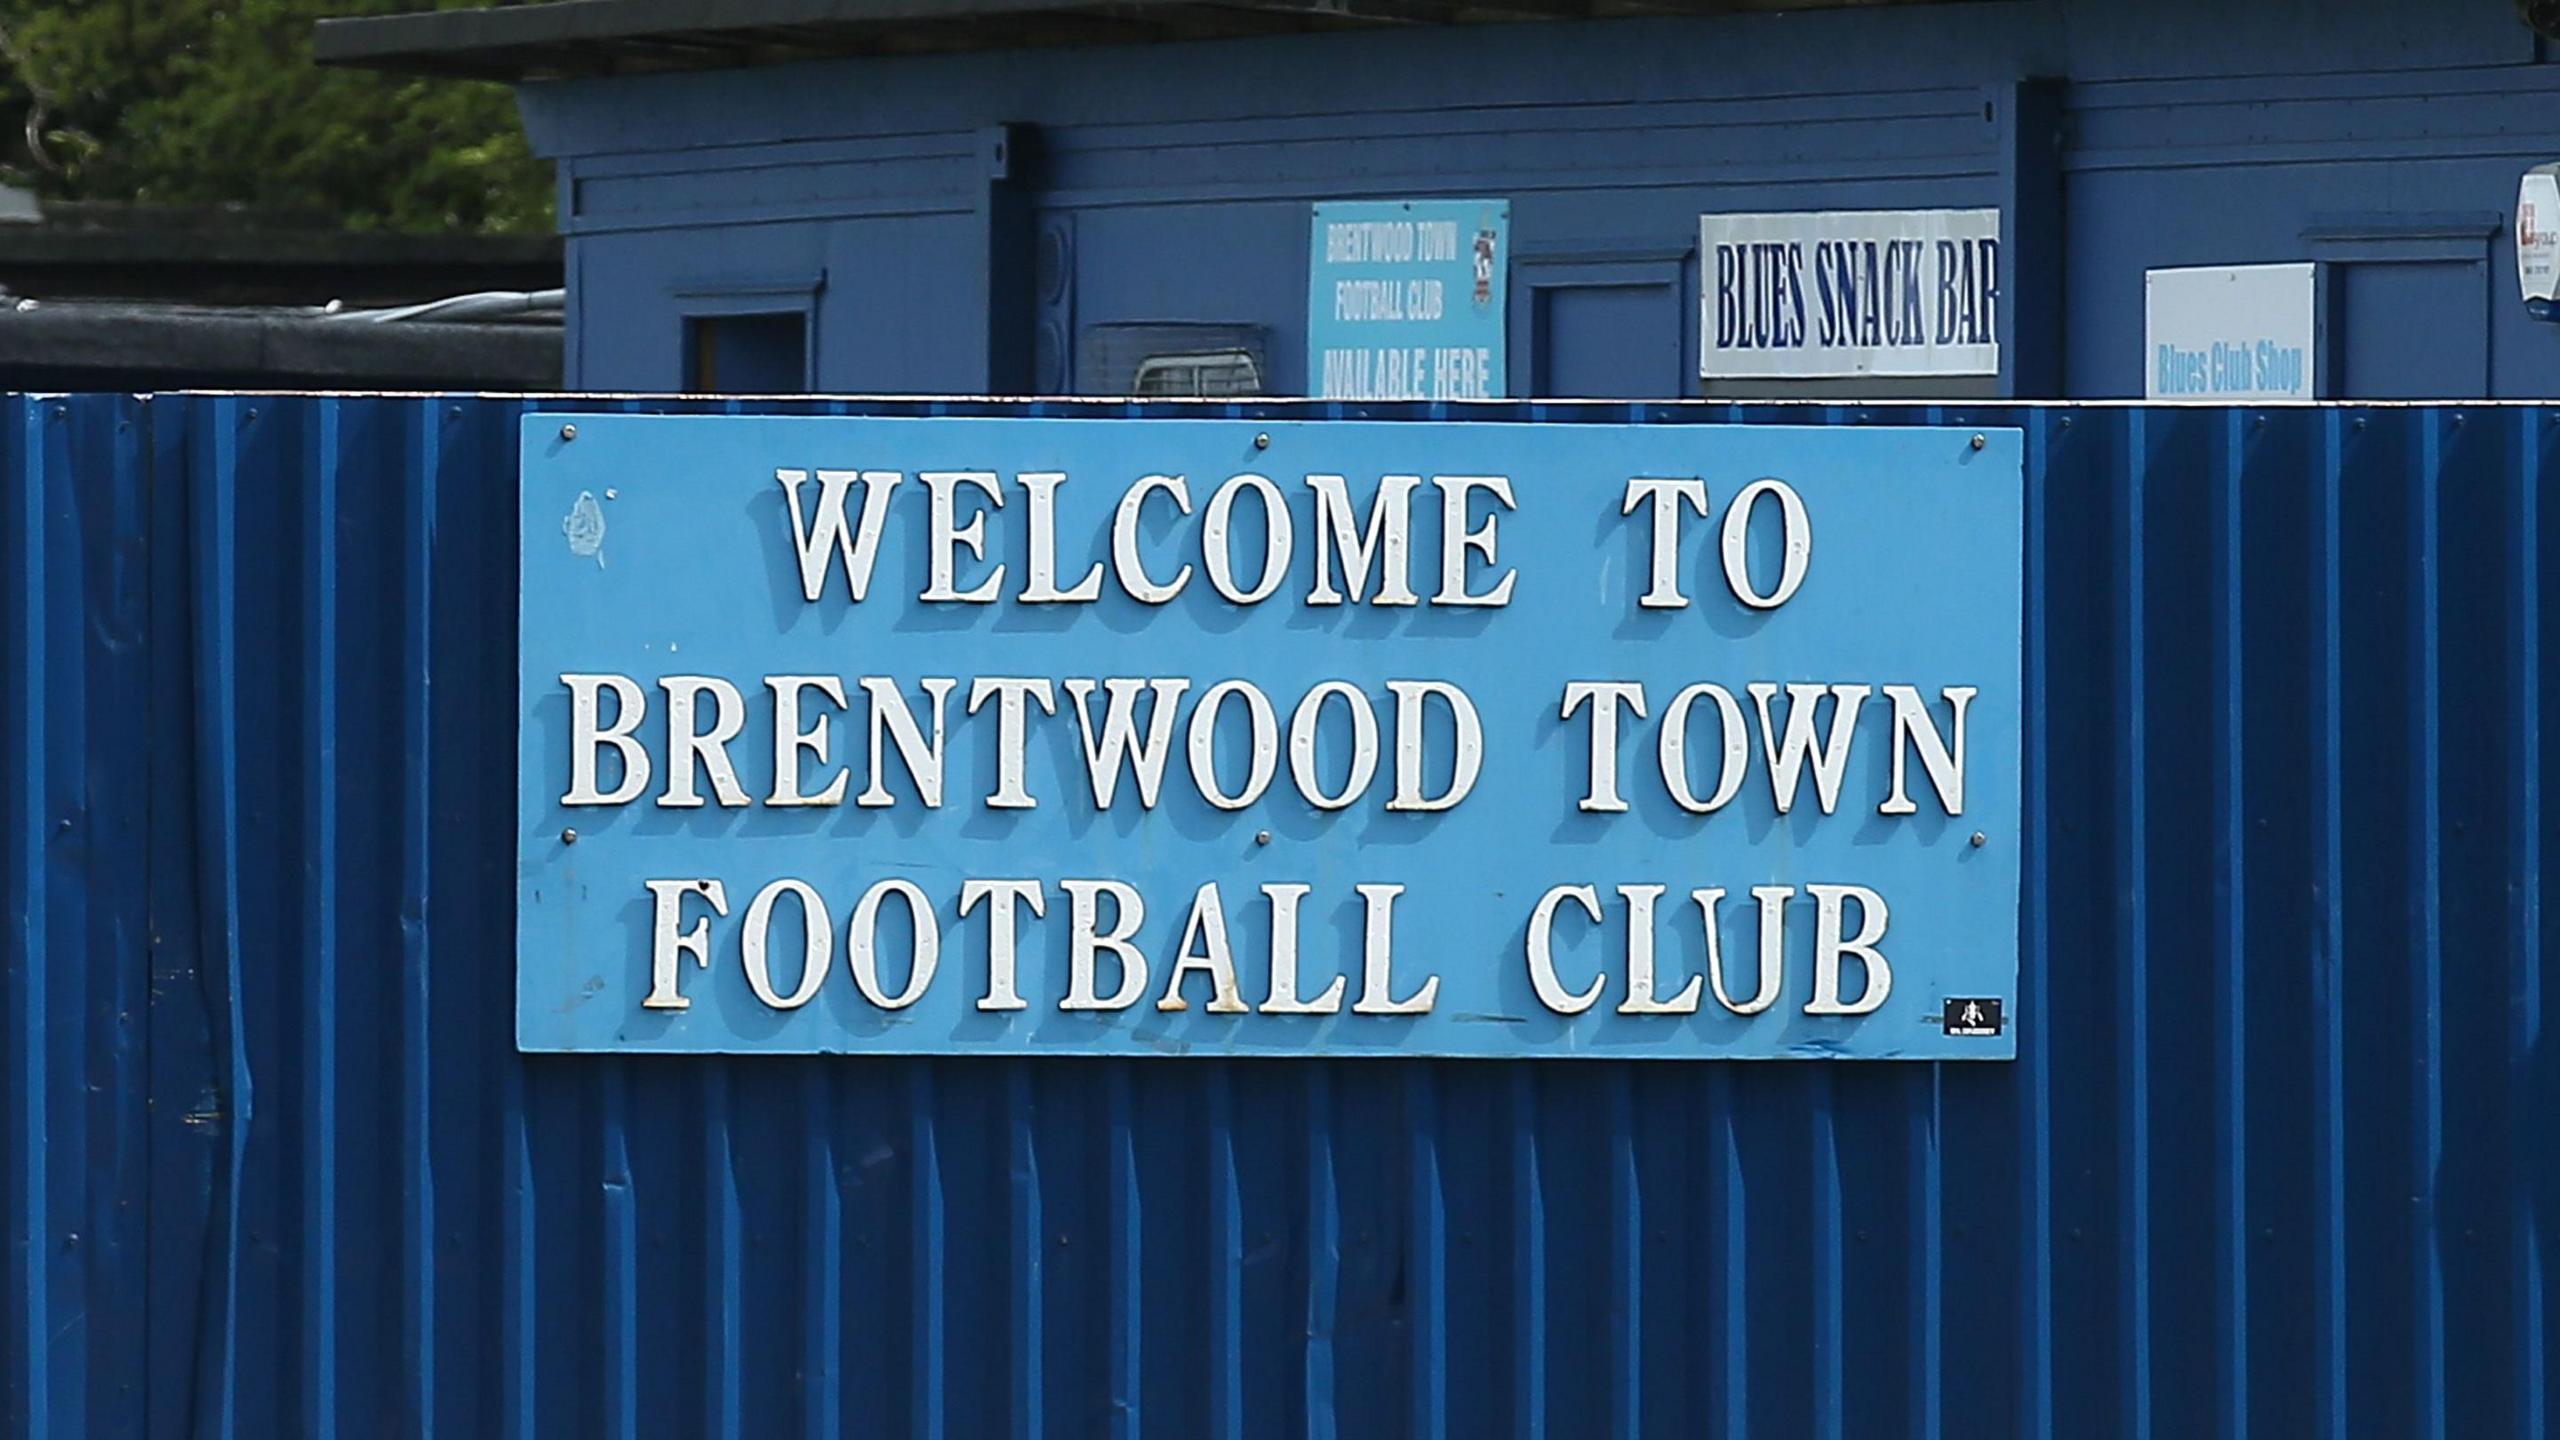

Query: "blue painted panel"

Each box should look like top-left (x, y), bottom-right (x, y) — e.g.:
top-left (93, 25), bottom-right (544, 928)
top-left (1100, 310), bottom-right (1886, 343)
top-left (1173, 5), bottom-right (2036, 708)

top-left (1533, 282), bottom-right (1683, 398)
top-left (1062, 198), bottom-right (1316, 395)
top-left (2332, 260), bottom-right (2489, 399)
top-left (815, 214), bottom-right (990, 392)
top-left (1, 396), bottom-right (154, 1440)
top-left (516, 414), bottom-right (2021, 1057)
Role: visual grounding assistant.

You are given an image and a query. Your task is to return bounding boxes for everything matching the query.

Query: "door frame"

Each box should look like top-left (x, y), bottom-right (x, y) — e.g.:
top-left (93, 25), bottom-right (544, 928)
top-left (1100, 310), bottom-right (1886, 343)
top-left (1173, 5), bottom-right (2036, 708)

top-left (1509, 241), bottom-right (1692, 399)
top-left (2301, 211), bottom-right (2500, 398)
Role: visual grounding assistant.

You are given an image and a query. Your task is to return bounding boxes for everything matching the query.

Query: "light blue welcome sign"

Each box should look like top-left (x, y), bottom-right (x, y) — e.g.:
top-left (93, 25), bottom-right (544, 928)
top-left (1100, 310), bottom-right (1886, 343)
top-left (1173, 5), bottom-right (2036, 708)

top-left (518, 415), bottom-right (2021, 1058)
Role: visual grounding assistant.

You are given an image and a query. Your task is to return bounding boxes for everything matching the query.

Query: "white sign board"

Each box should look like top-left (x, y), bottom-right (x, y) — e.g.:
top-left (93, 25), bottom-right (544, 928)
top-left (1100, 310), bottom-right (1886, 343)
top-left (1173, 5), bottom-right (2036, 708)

top-left (2144, 263), bottom-right (2320, 402)
top-left (2518, 167), bottom-right (2560, 305)
top-left (1698, 209), bottom-right (2002, 380)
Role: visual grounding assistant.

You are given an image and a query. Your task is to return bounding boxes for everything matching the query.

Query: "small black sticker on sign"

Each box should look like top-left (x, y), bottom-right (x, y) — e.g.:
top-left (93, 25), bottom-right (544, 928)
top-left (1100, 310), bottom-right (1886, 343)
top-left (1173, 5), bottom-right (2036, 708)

top-left (1943, 998), bottom-right (2004, 1037)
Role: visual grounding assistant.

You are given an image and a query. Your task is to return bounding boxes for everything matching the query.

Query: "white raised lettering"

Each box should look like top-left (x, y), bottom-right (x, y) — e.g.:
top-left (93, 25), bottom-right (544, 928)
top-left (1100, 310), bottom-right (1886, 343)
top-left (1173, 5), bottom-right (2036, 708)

top-left (1526, 883), bottom-right (1606, 1014)
top-left (1202, 473), bottom-right (1294, 605)
top-left (921, 470), bottom-right (1005, 603)
top-left (1879, 684), bottom-right (1975, 816)
top-left (767, 675), bottom-right (850, 807)
top-left (1288, 681), bottom-right (1380, 809)
top-left (1432, 474), bottom-right (1516, 606)
top-left (1616, 883), bottom-right (1701, 1014)
top-left (1720, 477), bottom-right (1811, 609)
top-left (856, 676), bottom-right (955, 809)
top-left (1385, 680), bottom-right (1482, 812)
top-left (642, 878), bottom-right (727, 1010)
top-left (1561, 681), bottom-right (1647, 813)
top-left (1658, 682), bottom-right (1749, 814)
top-left (1804, 883), bottom-right (1890, 1015)
top-left (1306, 473), bottom-right (1420, 605)
top-left (659, 676), bottom-right (749, 809)
top-left (1064, 678), bottom-right (1190, 809)
top-left (1186, 679), bottom-right (1278, 811)
top-left (1704, 885), bottom-right (1790, 1015)
top-left (1350, 882), bottom-right (1433, 1014)
top-left (1112, 474), bottom-right (1192, 604)
top-left (1259, 882), bottom-right (1345, 1014)
top-left (848, 877), bottom-right (940, 1010)
top-left (776, 468), bottom-right (902, 602)
top-left (1749, 681), bottom-right (1870, 815)
top-left (961, 878), bottom-right (1044, 1011)
top-left (1623, 477), bottom-right (1707, 609)
top-left (967, 677), bottom-right (1056, 810)
top-left (1060, 879), bottom-right (1148, 1010)
top-left (742, 878), bottom-right (831, 1010)
top-left (1018, 472), bottom-right (1104, 603)
top-left (1158, 881), bottom-right (1250, 1013)
top-left (563, 673), bottom-right (650, 806)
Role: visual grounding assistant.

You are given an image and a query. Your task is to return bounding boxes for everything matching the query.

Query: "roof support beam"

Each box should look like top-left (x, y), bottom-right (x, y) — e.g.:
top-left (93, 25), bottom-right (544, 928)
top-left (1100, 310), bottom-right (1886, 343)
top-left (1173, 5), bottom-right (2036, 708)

top-left (316, 0), bottom-right (1967, 75)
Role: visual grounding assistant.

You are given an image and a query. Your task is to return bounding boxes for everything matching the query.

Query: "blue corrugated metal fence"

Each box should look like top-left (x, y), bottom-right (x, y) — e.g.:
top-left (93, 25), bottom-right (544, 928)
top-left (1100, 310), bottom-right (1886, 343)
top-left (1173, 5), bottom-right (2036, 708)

top-left (4, 395), bottom-right (2554, 1438)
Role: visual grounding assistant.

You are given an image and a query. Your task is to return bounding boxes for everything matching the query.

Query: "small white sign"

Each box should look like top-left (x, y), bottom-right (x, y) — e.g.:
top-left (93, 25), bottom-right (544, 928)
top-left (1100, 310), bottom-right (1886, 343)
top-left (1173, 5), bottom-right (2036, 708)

top-left (2517, 167), bottom-right (2560, 304)
top-left (2144, 263), bottom-right (2320, 402)
top-left (1698, 209), bottom-right (2002, 380)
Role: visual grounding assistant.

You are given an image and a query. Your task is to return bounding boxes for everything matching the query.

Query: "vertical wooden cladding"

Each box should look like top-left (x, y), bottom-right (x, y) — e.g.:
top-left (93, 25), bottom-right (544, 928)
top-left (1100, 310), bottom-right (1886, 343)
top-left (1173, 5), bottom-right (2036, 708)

top-left (2, 395), bottom-right (2553, 1437)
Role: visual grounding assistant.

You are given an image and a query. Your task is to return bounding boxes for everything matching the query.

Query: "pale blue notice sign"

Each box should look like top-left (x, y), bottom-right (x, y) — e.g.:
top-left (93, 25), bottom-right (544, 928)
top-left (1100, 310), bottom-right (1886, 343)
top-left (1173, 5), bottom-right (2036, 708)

top-left (1306, 199), bottom-right (1508, 399)
top-left (518, 415), bottom-right (2021, 1058)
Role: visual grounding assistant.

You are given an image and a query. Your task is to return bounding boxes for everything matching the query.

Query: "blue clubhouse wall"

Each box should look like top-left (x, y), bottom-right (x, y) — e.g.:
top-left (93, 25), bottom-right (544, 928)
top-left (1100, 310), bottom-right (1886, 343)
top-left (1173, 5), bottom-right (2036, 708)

top-left (516, 0), bottom-right (2560, 398)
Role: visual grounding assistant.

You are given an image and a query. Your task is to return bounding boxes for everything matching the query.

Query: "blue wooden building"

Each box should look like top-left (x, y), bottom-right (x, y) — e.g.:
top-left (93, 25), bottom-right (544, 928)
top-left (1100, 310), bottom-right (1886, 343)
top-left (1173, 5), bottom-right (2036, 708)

top-left (318, 0), bottom-right (2560, 398)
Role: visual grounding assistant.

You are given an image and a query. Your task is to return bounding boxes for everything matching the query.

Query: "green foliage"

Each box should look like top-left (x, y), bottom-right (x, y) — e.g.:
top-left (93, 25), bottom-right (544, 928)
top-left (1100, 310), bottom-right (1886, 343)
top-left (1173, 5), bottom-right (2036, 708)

top-left (0, 0), bottom-right (551, 233)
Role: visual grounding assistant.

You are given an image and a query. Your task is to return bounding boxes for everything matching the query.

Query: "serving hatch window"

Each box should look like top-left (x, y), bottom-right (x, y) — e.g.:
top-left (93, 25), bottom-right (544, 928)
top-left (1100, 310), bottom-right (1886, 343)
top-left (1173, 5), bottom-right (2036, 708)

top-left (687, 311), bottom-right (808, 393)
